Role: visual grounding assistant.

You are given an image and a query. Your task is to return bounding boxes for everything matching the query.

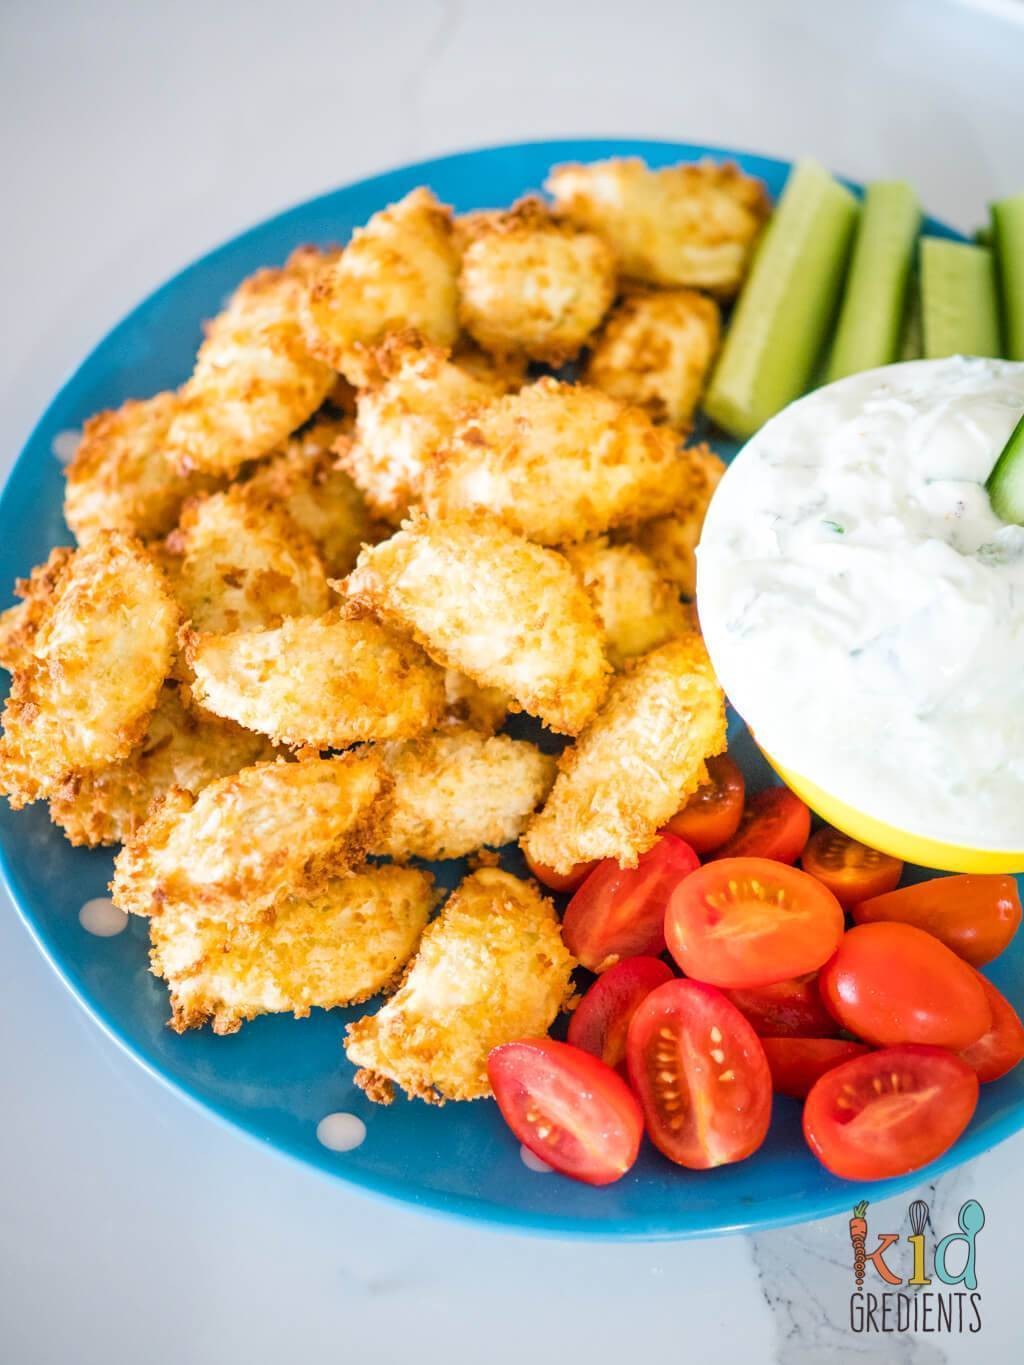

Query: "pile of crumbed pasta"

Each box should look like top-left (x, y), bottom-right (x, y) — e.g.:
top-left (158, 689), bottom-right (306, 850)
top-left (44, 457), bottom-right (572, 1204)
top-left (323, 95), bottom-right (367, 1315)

top-left (0, 157), bottom-right (768, 1106)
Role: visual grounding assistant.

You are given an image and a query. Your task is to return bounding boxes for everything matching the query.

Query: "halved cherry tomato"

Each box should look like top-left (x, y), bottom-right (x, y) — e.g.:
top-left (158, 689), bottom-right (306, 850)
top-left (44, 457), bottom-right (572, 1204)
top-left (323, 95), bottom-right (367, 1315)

top-left (960, 971), bottom-right (1024, 1083)
top-left (562, 832), bottom-right (699, 972)
top-left (852, 874), bottom-right (1022, 967)
top-left (665, 754), bottom-right (746, 854)
top-left (627, 979), bottom-right (772, 1169)
top-left (761, 1037), bottom-right (870, 1099)
top-left (525, 854), bottom-right (598, 895)
top-left (567, 956), bottom-right (675, 1074)
top-left (664, 856), bottom-right (845, 989)
top-left (819, 922), bottom-right (992, 1049)
top-left (802, 1045), bottom-right (979, 1181)
top-left (726, 973), bottom-right (839, 1038)
top-left (711, 786), bottom-right (811, 864)
top-left (488, 1038), bottom-right (643, 1186)
top-left (801, 827), bottom-right (903, 908)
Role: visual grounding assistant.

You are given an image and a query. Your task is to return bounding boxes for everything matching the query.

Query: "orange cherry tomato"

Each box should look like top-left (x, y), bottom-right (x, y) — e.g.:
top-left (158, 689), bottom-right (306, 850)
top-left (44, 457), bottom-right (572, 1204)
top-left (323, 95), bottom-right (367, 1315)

top-left (761, 1036), bottom-right (870, 1099)
top-left (852, 874), bottom-right (1022, 967)
top-left (525, 854), bottom-right (598, 894)
top-left (711, 786), bottom-right (811, 865)
top-left (960, 970), bottom-right (1024, 1083)
top-left (665, 754), bottom-right (745, 855)
top-left (725, 973), bottom-right (839, 1038)
top-left (567, 956), bottom-right (674, 1075)
top-left (800, 827), bottom-right (903, 908)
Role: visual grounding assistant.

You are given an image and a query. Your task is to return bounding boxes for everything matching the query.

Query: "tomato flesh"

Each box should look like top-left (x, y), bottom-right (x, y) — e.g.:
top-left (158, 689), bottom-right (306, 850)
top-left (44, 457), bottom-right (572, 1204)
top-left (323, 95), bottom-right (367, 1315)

top-left (525, 854), bottom-right (598, 894)
top-left (666, 754), bottom-right (745, 854)
top-left (711, 786), bottom-right (811, 864)
top-left (761, 1037), bottom-right (870, 1099)
top-left (488, 1039), bottom-right (643, 1186)
top-left (562, 832), bottom-right (699, 972)
top-left (801, 827), bottom-right (903, 908)
top-left (567, 956), bottom-right (674, 1074)
top-left (803, 1044), bottom-right (979, 1181)
top-left (819, 922), bottom-right (992, 1049)
top-left (626, 979), bottom-right (772, 1169)
top-left (664, 856), bottom-right (845, 989)
top-left (852, 874), bottom-right (1022, 967)
top-left (960, 970), bottom-right (1024, 1083)
top-left (726, 973), bottom-right (839, 1038)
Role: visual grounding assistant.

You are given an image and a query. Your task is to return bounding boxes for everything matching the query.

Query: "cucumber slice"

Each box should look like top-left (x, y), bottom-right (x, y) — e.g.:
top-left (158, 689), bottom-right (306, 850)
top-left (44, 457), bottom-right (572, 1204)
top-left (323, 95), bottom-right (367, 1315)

top-left (826, 181), bottom-right (920, 381)
top-left (993, 192), bottom-right (1024, 360)
top-left (920, 238), bottom-right (1001, 359)
top-left (898, 274), bottom-right (922, 361)
top-left (703, 160), bottom-right (859, 440)
top-left (974, 224), bottom-right (994, 247)
top-left (986, 413), bottom-right (1024, 525)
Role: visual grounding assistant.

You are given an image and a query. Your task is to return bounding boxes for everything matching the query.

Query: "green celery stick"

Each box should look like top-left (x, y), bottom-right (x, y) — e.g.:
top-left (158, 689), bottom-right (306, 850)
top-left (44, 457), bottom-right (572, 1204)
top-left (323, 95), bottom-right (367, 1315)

top-left (920, 238), bottom-right (1001, 358)
top-left (826, 181), bottom-right (920, 381)
top-left (986, 413), bottom-right (1024, 524)
top-left (993, 192), bottom-right (1024, 360)
top-left (704, 160), bottom-right (859, 440)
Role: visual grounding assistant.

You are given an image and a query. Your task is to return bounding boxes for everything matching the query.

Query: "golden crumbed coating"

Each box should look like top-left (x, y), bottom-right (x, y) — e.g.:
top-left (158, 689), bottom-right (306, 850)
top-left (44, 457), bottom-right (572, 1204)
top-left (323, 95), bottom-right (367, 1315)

top-left (521, 634), bottom-right (728, 873)
top-left (562, 537), bottom-right (690, 668)
top-left (343, 510), bottom-right (609, 735)
top-left (110, 750), bottom-right (391, 923)
top-left (442, 669), bottom-right (509, 733)
top-left (152, 864), bottom-right (437, 1036)
top-left (457, 196), bottom-right (616, 364)
top-left (301, 188), bottom-right (460, 386)
top-left (185, 608), bottom-right (446, 749)
top-left (546, 158), bottom-right (770, 296)
top-left (48, 683), bottom-right (275, 847)
top-left (422, 377), bottom-right (692, 545)
top-left (0, 547), bottom-right (74, 673)
top-left (0, 534), bottom-right (179, 808)
top-left (585, 288), bottom-right (721, 430)
top-left (345, 867), bottom-right (575, 1104)
top-left (165, 259), bottom-right (336, 478)
top-left (375, 725), bottom-right (556, 861)
top-left (628, 444), bottom-right (726, 597)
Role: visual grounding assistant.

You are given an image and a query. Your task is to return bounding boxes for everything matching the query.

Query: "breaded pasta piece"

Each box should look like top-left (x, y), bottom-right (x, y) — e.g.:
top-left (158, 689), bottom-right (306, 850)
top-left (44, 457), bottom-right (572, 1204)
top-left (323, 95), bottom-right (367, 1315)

top-left (302, 188), bottom-right (460, 385)
top-left (343, 511), bottom-right (609, 735)
top-left (422, 378), bottom-right (691, 545)
top-left (345, 868), bottom-right (575, 1104)
top-left (562, 537), bottom-right (689, 668)
top-left (547, 158), bottom-right (770, 296)
top-left (110, 750), bottom-right (391, 923)
top-left (457, 196), bottom-right (615, 364)
top-left (628, 444), bottom-right (726, 597)
top-left (165, 260), bottom-right (336, 478)
top-left (152, 864), bottom-right (436, 1036)
top-left (0, 534), bottom-right (178, 808)
top-left (0, 547), bottom-right (74, 673)
top-left (375, 726), bottom-right (556, 861)
top-left (185, 608), bottom-right (446, 749)
top-left (442, 669), bottom-right (509, 733)
top-left (585, 288), bottom-right (721, 430)
top-left (522, 634), bottom-right (727, 874)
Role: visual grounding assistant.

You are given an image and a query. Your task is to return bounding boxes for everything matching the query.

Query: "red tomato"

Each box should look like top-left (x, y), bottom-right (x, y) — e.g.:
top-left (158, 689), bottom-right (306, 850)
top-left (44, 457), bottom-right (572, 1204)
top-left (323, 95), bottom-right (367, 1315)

top-left (960, 971), bottom-right (1024, 1083)
top-left (525, 854), bottom-right (598, 894)
top-left (803, 1045), bottom-right (979, 1181)
top-left (726, 974), bottom-right (839, 1038)
top-left (567, 956), bottom-right (675, 1074)
top-left (819, 922), bottom-right (992, 1049)
top-left (626, 979), bottom-right (772, 1169)
top-left (488, 1039), bottom-right (643, 1186)
top-left (711, 787), bottom-right (811, 864)
top-left (665, 754), bottom-right (746, 854)
top-left (664, 856), bottom-right (845, 989)
top-left (761, 1037), bottom-right (870, 1099)
top-left (852, 874), bottom-right (1022, 967)
top-left (800, 827), bottom-right (903, 908)
top-left (562, 832), bottom-right (699, 972)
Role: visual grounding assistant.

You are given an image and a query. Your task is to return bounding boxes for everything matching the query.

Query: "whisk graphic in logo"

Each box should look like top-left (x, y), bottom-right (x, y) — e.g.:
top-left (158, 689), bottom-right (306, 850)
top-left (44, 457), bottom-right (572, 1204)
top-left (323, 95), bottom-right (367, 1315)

top-left (848, 1198), bottom-right (984, 1334)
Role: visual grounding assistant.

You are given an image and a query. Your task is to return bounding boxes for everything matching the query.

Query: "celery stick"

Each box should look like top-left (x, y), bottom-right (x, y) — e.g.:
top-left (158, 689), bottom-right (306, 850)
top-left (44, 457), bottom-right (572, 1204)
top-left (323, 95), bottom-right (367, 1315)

top-left (993, 192), bottom-right (1024, 360)
top-left (704, 160), bottom-right (859, 440)
top-left (827, 182), bottom-right (920, 381)
top-left (986, 413), bottom-right (1024, 525)
top-left (920, 238), bottom-right (1001, 359)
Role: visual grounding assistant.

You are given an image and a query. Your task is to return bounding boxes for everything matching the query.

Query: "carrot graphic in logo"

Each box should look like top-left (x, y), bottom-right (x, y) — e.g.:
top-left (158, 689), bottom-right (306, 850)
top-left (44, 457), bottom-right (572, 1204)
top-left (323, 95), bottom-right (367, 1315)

top-left (850, 1200), bottom-right (869, 1287)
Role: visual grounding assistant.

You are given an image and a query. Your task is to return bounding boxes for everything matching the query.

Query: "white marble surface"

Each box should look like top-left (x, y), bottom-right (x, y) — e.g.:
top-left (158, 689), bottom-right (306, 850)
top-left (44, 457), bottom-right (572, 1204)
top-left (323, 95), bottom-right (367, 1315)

top-left (2, 1), bottom-right (1024, 1361)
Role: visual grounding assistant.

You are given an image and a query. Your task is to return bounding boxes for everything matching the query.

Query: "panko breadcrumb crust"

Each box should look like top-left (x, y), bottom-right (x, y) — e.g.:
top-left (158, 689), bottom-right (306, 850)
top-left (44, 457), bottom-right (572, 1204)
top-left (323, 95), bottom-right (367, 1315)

top-left (562, 536), bottom-right (690, 667)
top-left (627, 443), bottom-right (726, 596)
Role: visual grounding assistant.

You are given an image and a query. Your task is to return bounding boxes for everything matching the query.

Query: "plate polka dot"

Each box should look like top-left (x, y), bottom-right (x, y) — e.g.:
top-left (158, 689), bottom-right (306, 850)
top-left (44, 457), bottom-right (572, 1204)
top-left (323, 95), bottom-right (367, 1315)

top-left (519, 1144), bottom-right (553, 1173)
top-left (51, 429), bottom-right (81, 464)
top-left (316, 1112), bottom-right (367, 1152)
top-left (79, 898), bottom-right (129, 937)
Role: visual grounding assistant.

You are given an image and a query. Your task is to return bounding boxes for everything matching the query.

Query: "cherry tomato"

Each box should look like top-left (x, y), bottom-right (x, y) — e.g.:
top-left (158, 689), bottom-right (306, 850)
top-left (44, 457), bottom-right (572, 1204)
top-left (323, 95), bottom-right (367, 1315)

top-left (761, 1037), bottom-right (871, 1099)
top-left (803, 1045), bottom-right (979, 1181)
top-left (800, 827), bottom-right (903, 908)
top-left (960, 971), bottom-right (1024, 1083)
top-left (852, 874), bottom-right (1022, 967)
top-left (562, 832), bottom-right (699, 972)
top-left (726, 973), bottom-right (839, 1038)
top-left (665, 754), bottom-right (746, 854)
top-left (664, 856), bottom-right (845, 989)
top-left (488, 1039), bottom-right (643, 1186)
top-left (819, 922), bottom-right (992, 1049)
top-left (626, 979), bottom-right (772, 1169)
top-left (711, 787), bottom-right (811, 865)
top-left (567, 956), bottom-right (675, 1075)
top-left (525, 854), bottom-right (598, 895)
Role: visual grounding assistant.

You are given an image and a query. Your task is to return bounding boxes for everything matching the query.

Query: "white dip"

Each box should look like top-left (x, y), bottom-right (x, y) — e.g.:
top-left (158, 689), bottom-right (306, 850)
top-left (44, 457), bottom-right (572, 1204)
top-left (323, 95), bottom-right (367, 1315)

top-left (697, 357), bottom-right (1024, 850)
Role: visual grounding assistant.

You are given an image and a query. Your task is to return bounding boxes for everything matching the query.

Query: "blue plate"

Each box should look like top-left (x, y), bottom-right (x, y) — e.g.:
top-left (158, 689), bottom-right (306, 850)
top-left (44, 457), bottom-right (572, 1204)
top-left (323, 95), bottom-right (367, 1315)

top-left (2, 139), bottom-right (1019, 1240)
